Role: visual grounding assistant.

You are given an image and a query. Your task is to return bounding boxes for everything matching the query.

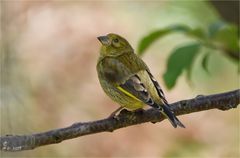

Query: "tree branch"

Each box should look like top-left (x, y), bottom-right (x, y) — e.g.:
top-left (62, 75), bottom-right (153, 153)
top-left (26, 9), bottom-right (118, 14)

top-left (1, 89), bottom-right (239, 152)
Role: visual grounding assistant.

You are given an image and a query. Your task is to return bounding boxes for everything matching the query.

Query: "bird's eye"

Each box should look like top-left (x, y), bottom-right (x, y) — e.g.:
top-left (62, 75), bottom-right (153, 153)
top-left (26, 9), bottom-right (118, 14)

top-left (112, 38), bottom-right (121, 47)
top-left (113, 38), bottom-right (119, 43)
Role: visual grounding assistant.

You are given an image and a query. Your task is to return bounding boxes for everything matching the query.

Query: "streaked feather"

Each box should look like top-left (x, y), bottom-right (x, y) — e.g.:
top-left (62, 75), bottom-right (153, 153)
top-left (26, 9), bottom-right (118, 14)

top-left (119, 74), bottom-right (154, 106)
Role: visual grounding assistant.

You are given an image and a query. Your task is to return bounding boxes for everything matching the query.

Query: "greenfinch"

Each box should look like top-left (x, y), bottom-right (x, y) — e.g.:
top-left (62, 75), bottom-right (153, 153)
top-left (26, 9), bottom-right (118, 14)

top-left (97, 33), bottom-right (185, 128)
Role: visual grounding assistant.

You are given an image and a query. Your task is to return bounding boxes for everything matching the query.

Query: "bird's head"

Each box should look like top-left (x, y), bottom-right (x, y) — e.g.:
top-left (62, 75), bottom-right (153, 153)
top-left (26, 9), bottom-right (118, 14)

top-left (97, 33), bottom-right (133, 57)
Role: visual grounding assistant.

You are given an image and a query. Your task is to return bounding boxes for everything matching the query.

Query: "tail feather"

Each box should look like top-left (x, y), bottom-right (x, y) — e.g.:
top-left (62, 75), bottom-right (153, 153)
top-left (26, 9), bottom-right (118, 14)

top-left (161, 104), bottom-right (185, 128)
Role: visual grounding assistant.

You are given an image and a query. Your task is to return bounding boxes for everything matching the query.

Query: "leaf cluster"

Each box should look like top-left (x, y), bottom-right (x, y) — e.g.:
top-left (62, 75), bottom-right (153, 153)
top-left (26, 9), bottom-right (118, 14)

top-left (137, 22), bottom-right (239, 89)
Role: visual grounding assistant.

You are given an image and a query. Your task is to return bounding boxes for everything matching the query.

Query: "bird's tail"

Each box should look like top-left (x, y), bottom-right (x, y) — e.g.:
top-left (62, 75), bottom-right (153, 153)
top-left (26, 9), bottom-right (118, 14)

top-left (160, 104), bottom-right (185, 128)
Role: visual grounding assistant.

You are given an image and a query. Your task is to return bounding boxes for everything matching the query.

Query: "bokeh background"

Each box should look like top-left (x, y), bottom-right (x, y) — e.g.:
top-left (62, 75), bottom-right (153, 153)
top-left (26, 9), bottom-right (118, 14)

top-left (1, 1), bottom-right (239, 157)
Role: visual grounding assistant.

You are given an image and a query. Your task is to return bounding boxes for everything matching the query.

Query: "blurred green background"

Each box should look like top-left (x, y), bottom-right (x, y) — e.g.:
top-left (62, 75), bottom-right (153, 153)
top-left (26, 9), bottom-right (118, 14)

top-left (1, 1), bottom-right (239, 157)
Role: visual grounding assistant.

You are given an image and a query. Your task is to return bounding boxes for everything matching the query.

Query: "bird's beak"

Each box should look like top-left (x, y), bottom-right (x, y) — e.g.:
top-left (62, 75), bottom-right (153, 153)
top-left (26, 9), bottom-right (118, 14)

top-left (97, 36), bottom-right (110, 46)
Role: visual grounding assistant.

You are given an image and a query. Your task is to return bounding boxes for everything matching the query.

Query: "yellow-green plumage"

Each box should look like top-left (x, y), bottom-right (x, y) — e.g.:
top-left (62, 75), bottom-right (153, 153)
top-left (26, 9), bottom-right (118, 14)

top-left (97, 33), bottom-right (185, 128)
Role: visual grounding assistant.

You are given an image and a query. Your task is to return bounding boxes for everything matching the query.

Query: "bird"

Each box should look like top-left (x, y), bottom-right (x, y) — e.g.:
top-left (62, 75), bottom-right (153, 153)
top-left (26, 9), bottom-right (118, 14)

top-left (96, 33), bottom-right (185, 128)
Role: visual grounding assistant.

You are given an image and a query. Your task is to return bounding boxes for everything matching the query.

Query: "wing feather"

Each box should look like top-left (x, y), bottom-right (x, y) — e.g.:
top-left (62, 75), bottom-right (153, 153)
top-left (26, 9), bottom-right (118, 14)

top-left (118, 74), bottom-right (155, 106)
top-left (146, 70), bottom-right (169, 106)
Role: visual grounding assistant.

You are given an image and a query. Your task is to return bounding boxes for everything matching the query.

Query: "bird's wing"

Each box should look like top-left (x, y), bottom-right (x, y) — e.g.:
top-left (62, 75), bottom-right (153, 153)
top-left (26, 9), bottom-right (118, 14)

top-left (99, 55), bottom-right (156, 106)
top-left (98, 56), bottom-right (132, 84)
top-left (117, 74), bottom-right (157, 107)
top-left (146, 70), bottom-right (186, 128)
top-left (146, 70), bottom-right (169, 105)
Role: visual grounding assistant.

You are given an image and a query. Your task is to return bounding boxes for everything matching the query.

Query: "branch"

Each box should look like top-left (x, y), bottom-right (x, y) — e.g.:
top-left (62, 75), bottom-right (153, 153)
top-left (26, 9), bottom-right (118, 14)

top-left (1, 89), bottom-right (239, 152)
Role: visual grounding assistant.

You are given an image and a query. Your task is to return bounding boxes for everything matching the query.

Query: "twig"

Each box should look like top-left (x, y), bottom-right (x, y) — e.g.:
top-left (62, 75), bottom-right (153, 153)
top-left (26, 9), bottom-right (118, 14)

top-left (1, 89), bottom-right (239, 152)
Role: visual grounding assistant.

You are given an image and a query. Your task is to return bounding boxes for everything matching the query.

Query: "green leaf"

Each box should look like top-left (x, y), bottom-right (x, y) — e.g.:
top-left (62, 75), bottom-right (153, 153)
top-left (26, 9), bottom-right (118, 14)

top-left (201, 53), bottom-right (210, 73)
top-left (137, 25), bottom-right (190, 55)
top-left (208, 22), bottom-right (239, 62)
top-left (208, 21), bottom-right (227, 37)
top-left (163, 43), bottom-right (201, 89)
top-left (188, 28), bottom-right (206, 39)
top-left (212, 24), bottom-right (239, 52)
